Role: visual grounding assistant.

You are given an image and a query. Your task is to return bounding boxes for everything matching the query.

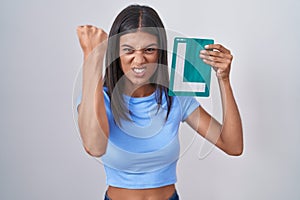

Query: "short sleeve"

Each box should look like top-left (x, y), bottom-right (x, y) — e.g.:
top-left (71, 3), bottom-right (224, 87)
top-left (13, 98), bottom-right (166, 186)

top-left (176, 96), bottom-right (200, 122)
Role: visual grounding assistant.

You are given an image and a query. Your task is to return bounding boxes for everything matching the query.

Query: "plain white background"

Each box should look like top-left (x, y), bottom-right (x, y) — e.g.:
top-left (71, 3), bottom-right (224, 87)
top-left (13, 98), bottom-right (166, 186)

top-left (0, 0), bottom-right (299, 199)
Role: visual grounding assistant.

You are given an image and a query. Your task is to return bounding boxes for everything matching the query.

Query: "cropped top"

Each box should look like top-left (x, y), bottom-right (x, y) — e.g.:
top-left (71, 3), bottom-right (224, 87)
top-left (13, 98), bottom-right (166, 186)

top-left (77, 87), bottom-right (200, 189)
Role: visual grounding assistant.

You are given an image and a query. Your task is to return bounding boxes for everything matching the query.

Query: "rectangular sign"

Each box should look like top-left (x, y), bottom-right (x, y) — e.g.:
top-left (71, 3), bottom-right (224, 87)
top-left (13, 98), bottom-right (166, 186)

top-left (169, 37), bottom-right (214, 97)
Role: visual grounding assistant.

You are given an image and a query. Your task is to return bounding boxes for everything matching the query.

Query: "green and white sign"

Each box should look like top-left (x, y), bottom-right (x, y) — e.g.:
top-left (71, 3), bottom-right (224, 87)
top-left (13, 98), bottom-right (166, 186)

top-left (169, 37), bottom-right (214, 97)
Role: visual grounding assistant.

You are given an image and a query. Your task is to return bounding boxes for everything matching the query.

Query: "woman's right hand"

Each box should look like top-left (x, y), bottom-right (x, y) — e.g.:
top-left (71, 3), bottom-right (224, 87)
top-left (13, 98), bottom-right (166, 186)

top-left (76, 25), bottom-right (108, 59)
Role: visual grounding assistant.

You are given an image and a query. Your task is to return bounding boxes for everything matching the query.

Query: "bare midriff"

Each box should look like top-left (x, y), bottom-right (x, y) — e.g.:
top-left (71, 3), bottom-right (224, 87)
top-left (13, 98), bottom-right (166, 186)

top-left (106, 184), bottom-right (176, 200)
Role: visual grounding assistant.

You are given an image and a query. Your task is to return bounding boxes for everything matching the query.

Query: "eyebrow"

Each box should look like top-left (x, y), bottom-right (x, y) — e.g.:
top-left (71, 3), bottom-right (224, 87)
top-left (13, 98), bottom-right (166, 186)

top-left (120, 43), bottom-right (158, 49)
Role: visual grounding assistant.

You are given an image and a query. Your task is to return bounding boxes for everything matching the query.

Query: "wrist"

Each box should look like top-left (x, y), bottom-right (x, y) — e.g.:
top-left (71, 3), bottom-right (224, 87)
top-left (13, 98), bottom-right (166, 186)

top-left (83, 51), bottom-right (92, 61)
top-left (218, 77), bottom-right (230, 84)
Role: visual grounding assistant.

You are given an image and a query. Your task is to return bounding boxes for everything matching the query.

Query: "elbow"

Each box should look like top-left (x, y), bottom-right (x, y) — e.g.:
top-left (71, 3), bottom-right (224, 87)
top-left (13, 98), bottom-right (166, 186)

top-left (225, 145), bottom-right (244, 156)
top-left (227, 150), bottom-right (243, 156)
top-left (87, 151), bottom-right (106, 158)
top-left (222, 130), bottom-right (244, 156)
top-left (84, 144), bottom-right (107, 158)
top-left (82, 135), bottom-right (108, 157)
top-left (77, 117), bottom-right (109, 158)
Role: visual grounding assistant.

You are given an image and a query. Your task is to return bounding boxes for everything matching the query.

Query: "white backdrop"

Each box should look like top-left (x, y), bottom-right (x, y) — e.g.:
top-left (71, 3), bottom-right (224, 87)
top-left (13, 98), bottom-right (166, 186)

top-left (1, 0), bottom-right (299, 199)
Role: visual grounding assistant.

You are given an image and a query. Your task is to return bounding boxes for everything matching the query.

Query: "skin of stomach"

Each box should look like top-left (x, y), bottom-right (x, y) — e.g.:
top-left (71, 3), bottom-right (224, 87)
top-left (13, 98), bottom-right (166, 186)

top-left (107, 184), bottom-right (176, 200)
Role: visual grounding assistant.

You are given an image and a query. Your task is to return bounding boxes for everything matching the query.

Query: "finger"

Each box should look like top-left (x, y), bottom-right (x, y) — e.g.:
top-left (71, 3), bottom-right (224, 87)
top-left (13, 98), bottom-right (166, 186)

top-left (200, 50), bottom-right (233, 60)
top-left (204, 44), bottom-right (231, 54)
top-left (85, 25), bottom-right (95, 29)
top-left (91, 26), bottom-right (98, 33)
top-left (202, 59), bottom-right (226, 69)
top-left (96, 28), bottom-right (105, 36)
top-left (77, 25), bottom-right (85, 33)
top-left (203, 57), bottom-right (232, 74)
top-left (77, 25), bottom-right (90, 34)
top-left (77, 25), bottom-right (94, 32)
top-left (77, 25), bottom-right (85, 29)
top-left (76, 27), bottom-right (86, 38)
top-left (200, 54), bottom-right (230, 63)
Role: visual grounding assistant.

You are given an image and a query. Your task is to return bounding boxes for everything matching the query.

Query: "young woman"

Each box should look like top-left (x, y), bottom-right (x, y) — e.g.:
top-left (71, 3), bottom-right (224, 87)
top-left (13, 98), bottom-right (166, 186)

top-left (76, 4), bottom-right (243, 200)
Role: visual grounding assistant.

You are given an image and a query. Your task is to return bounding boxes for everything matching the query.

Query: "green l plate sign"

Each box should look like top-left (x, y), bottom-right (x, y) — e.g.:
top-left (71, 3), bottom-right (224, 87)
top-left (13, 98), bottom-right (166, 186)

top-left (169, 37), bottom-right (214, 97)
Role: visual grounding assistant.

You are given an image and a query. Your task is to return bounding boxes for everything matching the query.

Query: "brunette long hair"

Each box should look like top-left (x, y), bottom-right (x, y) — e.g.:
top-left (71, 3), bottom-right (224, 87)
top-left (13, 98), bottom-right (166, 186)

top-left (104, 4), bottom-right (172, 123)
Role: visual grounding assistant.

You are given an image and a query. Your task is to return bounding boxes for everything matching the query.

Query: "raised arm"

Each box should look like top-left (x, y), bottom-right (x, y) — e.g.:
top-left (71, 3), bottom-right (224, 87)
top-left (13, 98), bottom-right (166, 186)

top-left (76, 25), bottom-right (109, 157)
top-left (185, 44), bottom-right (243, 156)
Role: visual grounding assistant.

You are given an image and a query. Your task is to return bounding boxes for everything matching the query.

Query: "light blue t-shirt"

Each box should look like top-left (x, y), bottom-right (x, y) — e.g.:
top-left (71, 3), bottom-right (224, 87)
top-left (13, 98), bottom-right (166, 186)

top-left (77, 87), bottom-right (200, 189)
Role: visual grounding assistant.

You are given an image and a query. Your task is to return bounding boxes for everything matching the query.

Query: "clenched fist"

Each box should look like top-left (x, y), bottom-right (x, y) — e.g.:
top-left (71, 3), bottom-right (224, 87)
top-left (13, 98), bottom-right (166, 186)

top-left (76, 25), bottom-right (108, 60)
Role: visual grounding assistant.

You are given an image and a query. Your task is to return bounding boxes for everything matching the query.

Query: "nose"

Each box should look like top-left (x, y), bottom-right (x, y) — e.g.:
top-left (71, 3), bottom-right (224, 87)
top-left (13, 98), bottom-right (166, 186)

top-left (133, 51), bottom-right (146, 64)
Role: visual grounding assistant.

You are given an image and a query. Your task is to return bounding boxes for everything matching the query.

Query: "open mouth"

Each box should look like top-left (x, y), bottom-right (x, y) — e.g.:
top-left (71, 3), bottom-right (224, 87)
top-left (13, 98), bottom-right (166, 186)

top-left (132, 67), bottom-right (146, 74)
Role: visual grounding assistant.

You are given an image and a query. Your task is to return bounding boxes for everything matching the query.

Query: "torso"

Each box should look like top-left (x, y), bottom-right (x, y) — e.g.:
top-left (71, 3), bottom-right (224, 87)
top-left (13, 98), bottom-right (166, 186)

top-left (100, 86), bottom-right (199, 197)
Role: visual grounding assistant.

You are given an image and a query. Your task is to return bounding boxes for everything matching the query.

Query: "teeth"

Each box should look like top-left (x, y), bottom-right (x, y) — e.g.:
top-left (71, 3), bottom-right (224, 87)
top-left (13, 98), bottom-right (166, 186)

top-left (133, 68), bottom-right (145, 73)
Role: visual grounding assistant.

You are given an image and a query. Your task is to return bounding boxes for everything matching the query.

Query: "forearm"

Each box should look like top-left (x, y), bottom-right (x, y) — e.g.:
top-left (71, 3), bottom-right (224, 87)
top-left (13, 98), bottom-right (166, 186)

top-left (218, 78), bottom-right (243, 155)
top-left (78, 48), bottom-right (109, 157)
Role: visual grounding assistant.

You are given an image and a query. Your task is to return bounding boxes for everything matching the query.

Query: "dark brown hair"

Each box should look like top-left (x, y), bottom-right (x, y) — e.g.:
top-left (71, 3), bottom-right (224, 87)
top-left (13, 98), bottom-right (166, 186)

top-left (104, 4), bottom-right (172, 124)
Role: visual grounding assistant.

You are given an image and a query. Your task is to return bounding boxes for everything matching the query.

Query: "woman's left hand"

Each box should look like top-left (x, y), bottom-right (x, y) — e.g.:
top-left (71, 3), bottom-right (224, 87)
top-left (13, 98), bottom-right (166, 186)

top-left (200, 44), bottom-right (233, 81)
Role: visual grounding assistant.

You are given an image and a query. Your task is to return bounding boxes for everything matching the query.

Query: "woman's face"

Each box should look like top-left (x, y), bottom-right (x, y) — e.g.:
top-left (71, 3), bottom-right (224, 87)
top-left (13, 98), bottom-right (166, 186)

top-left (119, 31), bottom-right (158, 87)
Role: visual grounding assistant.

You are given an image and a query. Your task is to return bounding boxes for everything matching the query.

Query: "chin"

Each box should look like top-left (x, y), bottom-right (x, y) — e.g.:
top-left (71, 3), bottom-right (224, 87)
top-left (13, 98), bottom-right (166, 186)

top-left (127, 77), bottom-right (149, 86)
top-left (131, 80), bottom-right (149, 87)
